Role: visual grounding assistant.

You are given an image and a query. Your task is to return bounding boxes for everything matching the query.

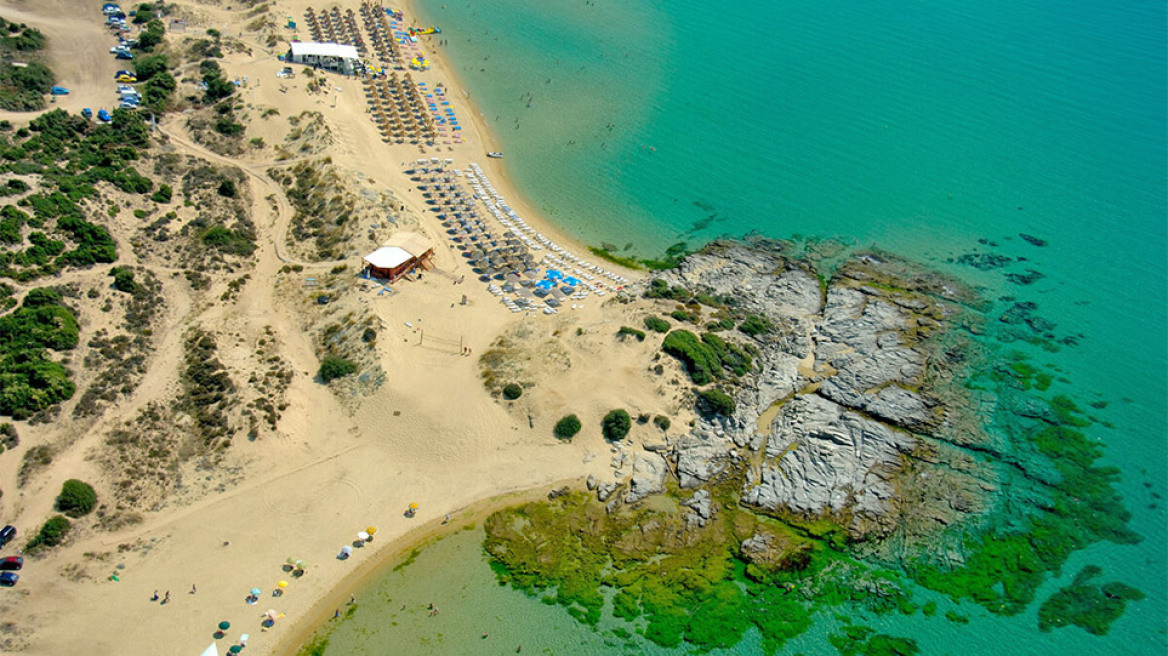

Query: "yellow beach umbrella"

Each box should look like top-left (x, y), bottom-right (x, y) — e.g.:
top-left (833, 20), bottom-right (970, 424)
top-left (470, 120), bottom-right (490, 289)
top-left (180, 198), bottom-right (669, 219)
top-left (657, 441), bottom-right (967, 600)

top-left (277, 581), bottom-right (289, 589)
top-left (366, 526), bottom-right (378, 535)
top-left (408, 502), bottom-right (418, 510)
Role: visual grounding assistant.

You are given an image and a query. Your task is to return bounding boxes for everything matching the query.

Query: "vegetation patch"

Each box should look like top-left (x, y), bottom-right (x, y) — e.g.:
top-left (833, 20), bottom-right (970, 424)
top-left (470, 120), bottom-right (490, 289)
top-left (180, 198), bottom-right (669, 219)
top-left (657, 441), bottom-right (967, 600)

top-left (553, 414), bottom-right (581, 440)
top-left (55, 479), bottom-right (97, 517)
top-left (661, 330), bottom-right (753, 385)
top-left (319, 356), bottom-right (356, 382)
top-left (26, 514), bottom-right (70, 552)
top-left (601, 409), bottom-right (631, 441)
top-left (0, 287), bottom-right (79, 418)
top-left (1037, 565), bottom-right (1144, 635)
top-left (0, 18), bottom-right (52, 112)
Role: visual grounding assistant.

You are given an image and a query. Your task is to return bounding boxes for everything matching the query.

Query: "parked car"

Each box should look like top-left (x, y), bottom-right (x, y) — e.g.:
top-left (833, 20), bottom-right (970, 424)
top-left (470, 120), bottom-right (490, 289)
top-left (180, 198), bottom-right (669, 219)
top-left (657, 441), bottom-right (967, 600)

top-left (115, 50), bottom-right (134, 60)
top-left (118, 101), bottom-right (139, 110)
top-left (97, 109), bottom-right (111, 123)
top-left (0, 526), bottom-right (14, 548)
top-left (115, 70), bottom-right (137, 83)
top-left (0, 572), bottom-right (18, 587)
top-left (102, 3), bottom-right (123, 15)
top-left (50, 86), bottom-right (70, 96)
top-left (110, 45), bottom-right (129, 54)
top-left (0, 557), bottom-right (22, 571)
top-left (81, 108), bottom-right (93, 119)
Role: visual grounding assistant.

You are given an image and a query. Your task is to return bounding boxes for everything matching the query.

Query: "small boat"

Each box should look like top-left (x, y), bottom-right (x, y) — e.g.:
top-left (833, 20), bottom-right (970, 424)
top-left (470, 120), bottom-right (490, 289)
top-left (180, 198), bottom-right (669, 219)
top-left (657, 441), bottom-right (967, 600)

top-left (487, 152), bottom-right (504, 159)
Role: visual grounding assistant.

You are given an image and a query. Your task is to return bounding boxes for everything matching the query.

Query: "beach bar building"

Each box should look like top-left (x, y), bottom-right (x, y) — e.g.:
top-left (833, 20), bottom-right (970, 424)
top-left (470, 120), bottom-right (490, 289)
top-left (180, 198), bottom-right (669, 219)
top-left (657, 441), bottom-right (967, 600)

top-left (287, 41), bottom-right (361, 75)
top-left (363, 232), bottom-right (435, 281)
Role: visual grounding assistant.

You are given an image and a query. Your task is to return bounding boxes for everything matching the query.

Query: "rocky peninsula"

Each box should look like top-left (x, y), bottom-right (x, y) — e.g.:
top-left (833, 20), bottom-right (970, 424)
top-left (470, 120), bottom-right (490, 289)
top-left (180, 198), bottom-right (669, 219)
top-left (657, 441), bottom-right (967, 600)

top-left (484, 238), bottom-right (1141, 651)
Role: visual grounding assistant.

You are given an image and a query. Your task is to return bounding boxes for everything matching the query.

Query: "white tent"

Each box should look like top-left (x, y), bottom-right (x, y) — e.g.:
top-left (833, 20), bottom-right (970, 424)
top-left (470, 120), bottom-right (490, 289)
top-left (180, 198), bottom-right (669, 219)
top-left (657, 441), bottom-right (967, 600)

top-left (364, 246), bottom-right (412, 270)
top-left (200, 643), bottom-right (218, 656)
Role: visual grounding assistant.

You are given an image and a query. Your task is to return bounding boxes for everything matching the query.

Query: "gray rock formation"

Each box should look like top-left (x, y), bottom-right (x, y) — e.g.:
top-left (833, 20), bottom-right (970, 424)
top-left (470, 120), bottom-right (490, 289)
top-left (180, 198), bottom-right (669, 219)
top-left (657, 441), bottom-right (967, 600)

top-left (625, 451), bottom-right (668, 504)
top-left (742, 394), bottom-right (915, 535)
top-left (643, 239), bottom-right (995, 544)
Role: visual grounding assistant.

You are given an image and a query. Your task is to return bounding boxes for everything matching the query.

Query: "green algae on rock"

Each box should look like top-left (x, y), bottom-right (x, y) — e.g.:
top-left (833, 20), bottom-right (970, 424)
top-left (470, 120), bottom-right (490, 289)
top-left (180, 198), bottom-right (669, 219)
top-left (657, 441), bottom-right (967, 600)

top-left (1038, 565), bottom-right (1145, 635)
top-left (482, 239), bottom-right (1143, 652)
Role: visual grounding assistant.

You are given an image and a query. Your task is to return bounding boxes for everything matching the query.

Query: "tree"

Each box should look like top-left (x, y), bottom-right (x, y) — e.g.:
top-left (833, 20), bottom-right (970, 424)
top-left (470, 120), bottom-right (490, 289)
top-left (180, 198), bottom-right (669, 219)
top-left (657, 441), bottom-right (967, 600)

top-left (319, 356), bottom-right (356, 382)
top-left (55, 479), bottom-right (97, 517)
top-left (133, 54), bottom-right (169, 82)
top-left (502, 383), bottom-right (522, 400)
top-left (554, 414), bottom-right (581, 440)
top-left (601, 409), bottom-right (631, 442)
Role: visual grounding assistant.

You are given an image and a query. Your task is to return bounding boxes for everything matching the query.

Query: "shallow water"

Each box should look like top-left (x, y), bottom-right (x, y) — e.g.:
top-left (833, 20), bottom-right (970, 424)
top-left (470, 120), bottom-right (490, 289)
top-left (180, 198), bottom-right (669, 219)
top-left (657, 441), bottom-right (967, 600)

top-left (309, 0), bottom-right (1167, 652)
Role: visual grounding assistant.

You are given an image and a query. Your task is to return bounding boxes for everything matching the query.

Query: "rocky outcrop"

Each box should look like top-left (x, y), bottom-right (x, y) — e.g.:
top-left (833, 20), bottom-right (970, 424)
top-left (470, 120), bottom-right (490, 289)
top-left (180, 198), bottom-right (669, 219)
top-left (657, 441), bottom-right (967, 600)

top-left (625, 451), bottom-right (668, 504)
top-left (743, 394), bottom-right (916, 536)
top-left (647, 239), bottom-right (994, 544)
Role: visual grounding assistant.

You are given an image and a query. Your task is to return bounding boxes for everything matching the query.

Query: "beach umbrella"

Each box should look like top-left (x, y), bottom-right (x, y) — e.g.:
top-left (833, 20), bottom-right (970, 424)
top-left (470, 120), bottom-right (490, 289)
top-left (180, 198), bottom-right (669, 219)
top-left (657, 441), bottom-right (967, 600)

top-left (409, 502), bottom-right (418, 510)
top-left (358, 531), bottom-right (371, 542)
top-left (229, 646), bottom-right (243, 655)
top-left (250, 587), bottom-right (262, 596)
top-left (277, 581), bottom-right (289, 589)
top-left (218, 621), bottom-right (231, 631)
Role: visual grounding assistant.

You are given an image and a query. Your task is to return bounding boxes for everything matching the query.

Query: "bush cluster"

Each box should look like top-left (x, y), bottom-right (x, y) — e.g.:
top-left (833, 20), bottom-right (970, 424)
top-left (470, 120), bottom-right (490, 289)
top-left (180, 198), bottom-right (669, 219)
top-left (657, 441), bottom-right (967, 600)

top-left (738, 314), bottom-right (773, 337)
top-left (697, 388), bottom-right (736, 417)
top-left (554, 414), bottom-right (581, 440)
top-left (26, 514), bottom-right (70, 551)
top-left (319, 356), bottom-right (356, 382)
top-left (55, 478), bottom-right (97, 517)
top-left (601, 409), bottom-right (631, 442)
top-left (502, 383), bottom-right (523, 400)
top-left (0, 288), bottom-right (78, 418)
top-left (643, 316), bottom-right (670, 333)
top-left (617, 326), bottom-right (645, 342)
top-left (661, 330), bottom-right (753, 385)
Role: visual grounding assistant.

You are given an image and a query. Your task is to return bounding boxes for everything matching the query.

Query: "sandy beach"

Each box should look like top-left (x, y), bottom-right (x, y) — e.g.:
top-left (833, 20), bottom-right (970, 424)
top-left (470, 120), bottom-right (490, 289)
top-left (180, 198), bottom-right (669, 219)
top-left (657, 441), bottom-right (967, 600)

top-left (0, 1), bottom-right (687, 654)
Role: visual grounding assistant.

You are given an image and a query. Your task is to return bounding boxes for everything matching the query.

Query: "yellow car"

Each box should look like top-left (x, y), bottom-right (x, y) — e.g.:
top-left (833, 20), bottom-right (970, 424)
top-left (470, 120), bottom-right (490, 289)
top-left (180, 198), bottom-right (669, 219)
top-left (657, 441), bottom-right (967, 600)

top-left (115, 73), bottom-right (137, 83)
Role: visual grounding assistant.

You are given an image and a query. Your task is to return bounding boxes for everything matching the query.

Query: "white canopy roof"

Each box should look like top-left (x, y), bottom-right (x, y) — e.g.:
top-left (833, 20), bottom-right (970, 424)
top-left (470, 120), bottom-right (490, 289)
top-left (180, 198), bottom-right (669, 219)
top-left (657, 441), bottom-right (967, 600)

top-left (290, 41), bottom-right (360, 60)
top-left (364, 246), bottom-right (413, 269)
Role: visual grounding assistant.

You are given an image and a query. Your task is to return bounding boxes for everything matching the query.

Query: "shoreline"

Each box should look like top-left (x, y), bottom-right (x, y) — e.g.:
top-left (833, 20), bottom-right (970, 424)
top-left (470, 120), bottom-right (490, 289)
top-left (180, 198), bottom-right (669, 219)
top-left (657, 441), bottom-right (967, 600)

top-left (272, 478), bottom-right (584, 655)
top-left (401, 0), bottom-right (645, 280)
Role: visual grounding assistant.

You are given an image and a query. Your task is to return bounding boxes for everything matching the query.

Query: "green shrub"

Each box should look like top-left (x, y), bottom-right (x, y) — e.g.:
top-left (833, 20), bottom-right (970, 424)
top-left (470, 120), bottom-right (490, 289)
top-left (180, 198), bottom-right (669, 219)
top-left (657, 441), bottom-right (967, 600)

top-left (55, 479), bottom-right (97, 517)
top-left (151, 184), bottom-right (172, 203)
top-left (645, 278), bottom-right (690, 301)
top-left (554, 414), bottom-right (582, 440)
top-left (617, 326), bottom-right (646, 342)
top-left (697, 388), bottom-right (736, 417)
top-left (109, 267), bottom-right (137, 293)
top-left (644, 316), bottom-right (671, 333)
top-left (653, 415), bottom-right (671, 431)
top-left (738, 314), bottom-right (773, 337)
top-left (502, 383), bottom-right (523, 400)
top-left (318, 356), bottom-right (356, 382)
top-left (601, 409), bottom-right (631, 441)
top-left (662, 330), bottom-right (721, 385)
top-left (26, 514), bottom-right (70, 550)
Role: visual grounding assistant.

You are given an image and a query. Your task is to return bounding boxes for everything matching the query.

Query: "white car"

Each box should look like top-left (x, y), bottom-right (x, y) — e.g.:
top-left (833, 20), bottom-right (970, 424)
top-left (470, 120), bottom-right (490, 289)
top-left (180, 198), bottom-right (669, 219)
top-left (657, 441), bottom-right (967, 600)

top-left (116, 84), bottom-right (136, 94)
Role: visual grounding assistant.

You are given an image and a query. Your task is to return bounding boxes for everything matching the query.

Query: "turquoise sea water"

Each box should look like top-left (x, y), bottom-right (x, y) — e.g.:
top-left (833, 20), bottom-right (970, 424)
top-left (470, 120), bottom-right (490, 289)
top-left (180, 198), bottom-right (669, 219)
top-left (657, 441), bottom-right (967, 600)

top-left (313, 0), bottom-right (1166, 652)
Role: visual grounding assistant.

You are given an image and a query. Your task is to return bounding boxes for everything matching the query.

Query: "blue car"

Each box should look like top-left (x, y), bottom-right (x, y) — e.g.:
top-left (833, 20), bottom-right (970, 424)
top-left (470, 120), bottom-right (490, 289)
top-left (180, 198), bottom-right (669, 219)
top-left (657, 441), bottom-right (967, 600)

top-left (0, 572), bottom-right (18, 587)
top-left (81, 108), bottom-right (93, 119)
top-left (97, 109), bottom-right (111, 123)
top-left (50, 86), bottom-right (69, 96)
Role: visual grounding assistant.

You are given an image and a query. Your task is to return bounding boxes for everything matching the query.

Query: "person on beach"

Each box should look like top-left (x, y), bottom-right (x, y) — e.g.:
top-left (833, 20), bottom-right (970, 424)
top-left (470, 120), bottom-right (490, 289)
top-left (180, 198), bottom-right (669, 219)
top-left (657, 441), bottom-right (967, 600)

top-left (334, 609), bottom-right (341, 619)
top-left (151, 590), bottom-right (159, 601)
top-left (162, 591), bottom-right (170, 604)
top-left (191, 584), bottom-right (197, 594)
top-left (350, 594), bottom-right (356, 605)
